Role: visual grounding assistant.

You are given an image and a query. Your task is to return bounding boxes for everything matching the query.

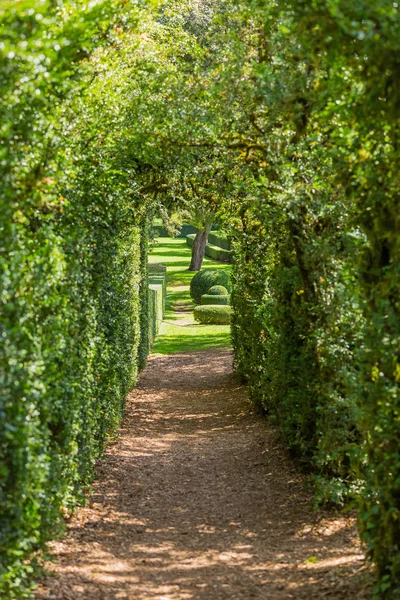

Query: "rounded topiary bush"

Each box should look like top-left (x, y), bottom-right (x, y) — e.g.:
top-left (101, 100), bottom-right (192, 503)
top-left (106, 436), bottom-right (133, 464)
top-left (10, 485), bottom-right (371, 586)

top-left (193, 305), bottom-right (232, 325)
top-left (201, 294), bottom-right (231, 306)
top-left (208, 285), bottom-right (228, 296)
top-left (190, 269), bottom-right (231, 304)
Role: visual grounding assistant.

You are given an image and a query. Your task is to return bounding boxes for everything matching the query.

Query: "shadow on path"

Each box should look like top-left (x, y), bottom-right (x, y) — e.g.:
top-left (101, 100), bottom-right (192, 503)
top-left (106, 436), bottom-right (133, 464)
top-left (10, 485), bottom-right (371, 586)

top-left (35, 350), bottom-right (371, 600)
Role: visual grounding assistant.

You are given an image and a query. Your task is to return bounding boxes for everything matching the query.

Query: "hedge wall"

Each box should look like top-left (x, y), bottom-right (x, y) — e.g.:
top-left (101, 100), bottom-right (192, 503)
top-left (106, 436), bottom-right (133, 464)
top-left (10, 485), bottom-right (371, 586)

top-left (147, 264), bottom-right (166, 348)
top-left (0, 175), bottom-right (146, 599)
top-left (194, 305), bottom-right (232, 325)
top-left (0, 4), bottom-right (152, 597)
top-left (201, 294), bottom-right (231, 306)
top-left (148, 264), bottom-right (167, 313)
top-left (225, 1), bottom-right (400, 593)
top-left (229, 198), bottom-right (362, 499)
top-left (186, 234), bottom-right (232, 264)
top-left (153, 224), bottom-right (198, 238)
top-left (208, 231), bottom-right (231, 251)
top-left (148, 283), bottom-right (165, 346)
top-left (138, 219), bottom-right (151, 371)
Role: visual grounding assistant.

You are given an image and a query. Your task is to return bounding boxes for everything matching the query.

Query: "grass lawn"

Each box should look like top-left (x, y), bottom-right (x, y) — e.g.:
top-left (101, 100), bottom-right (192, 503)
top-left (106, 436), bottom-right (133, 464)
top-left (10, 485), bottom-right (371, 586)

top-left (149, 237), bottom-right (232, 354)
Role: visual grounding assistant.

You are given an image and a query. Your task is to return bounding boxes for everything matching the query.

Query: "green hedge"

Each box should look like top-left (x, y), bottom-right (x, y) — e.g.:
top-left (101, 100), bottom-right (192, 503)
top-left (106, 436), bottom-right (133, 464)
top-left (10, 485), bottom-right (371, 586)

top-left (146, 264), bottom-right (166, 349)
top-left (0, 182), bottom-right (145, 599)
top-left (138, 220), bottom-right (151, 370)
top-left (225, 4), bottom-right (400, 594)
top-left (194, 305), bottom-right (232, 325)
top-left (148, 283), bottom-right (164, 346)
top-left (186, 233), bottom-right (195, 248)
top-left (190, 269), bottom-right (231, 304)
top-left (208, 285), bottom-right (228, 295)
top-left (149, 276), bottom-right (166, 310)
top-left (148, 263), bottom-right (167, 275)
top-left (0, 5), bottom-right (150, 597)
top-left (206, 243), bottom-right (232, 263)
top-left (186, 234), bottom-right (232, 263)
top-left (201, 294), bottom-right (231, 305)
top-left (148, 265), bottom-right (167, 313)
top-left (208, 231), bottom-right (231, 251)
top-left (153, 223), bottom-right (198, 238)
top-left (230, 205), bottom-right (362, 499)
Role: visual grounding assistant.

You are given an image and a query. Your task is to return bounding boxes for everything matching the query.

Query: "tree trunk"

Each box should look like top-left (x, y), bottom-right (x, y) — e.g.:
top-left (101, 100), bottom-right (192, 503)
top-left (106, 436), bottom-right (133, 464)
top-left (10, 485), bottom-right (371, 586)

top-left (189, 224), bottom-right (212, 271)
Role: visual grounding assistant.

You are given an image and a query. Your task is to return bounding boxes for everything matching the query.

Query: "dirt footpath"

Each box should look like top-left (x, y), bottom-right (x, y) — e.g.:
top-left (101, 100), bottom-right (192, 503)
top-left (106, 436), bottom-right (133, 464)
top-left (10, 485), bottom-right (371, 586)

top-left (35, 350), bottom-right (371, 600)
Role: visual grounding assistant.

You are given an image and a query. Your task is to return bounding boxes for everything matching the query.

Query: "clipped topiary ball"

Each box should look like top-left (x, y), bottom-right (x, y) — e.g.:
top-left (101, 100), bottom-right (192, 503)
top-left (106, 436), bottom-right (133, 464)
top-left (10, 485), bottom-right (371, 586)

top-left (208, 285), bottom-right (228, 296)
top-left (190, 269), bottom-right (231, 304)
top-left (194, 305), bottom-right (232, 325)
top-left (201, 294), bottom-right (230, 306)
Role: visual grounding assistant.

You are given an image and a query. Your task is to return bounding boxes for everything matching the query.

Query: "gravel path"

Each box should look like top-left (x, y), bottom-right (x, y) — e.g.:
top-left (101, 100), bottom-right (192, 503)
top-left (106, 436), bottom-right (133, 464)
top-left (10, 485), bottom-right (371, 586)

top-left (35, 350), bottom-right (370, 600)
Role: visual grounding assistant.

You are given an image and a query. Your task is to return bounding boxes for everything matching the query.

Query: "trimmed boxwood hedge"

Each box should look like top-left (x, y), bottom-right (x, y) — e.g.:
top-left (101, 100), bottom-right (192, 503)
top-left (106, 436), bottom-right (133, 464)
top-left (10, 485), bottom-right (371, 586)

top-left (148, 263), bottom-right (167, 274)
top-left (148, 283), bottom-right (164, 345)
top-left (205, 243), bottom-right (232, 263)
top-left (146, 264), bottom-right (166, 350)
top-left (201, 294), bottom-right (231, 305)
top-left (138, 219), bottom-right (151, 370)
top-left (194, 305), bottom-right (232, 324)
top-left (1, 199), bottom-right (146, 598)
top-left (0, 9), bottom-right (159, 594)
top-left (208, 285), bottom-right (228, 295)
top-left (148, 273), bottom-right (167, 311)
top-left (208, 231), bottom-right (231, 251)
top-left (186, 234), bottom-right (232, 263)
top-left (190, 269), bottom-right (231, 304)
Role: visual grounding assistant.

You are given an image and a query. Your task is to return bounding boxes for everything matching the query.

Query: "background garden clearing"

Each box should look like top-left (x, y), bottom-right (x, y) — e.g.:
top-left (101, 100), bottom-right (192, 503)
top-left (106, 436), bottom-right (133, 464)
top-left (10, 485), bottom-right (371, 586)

top-left (149, 237), bottom-right (231, 354)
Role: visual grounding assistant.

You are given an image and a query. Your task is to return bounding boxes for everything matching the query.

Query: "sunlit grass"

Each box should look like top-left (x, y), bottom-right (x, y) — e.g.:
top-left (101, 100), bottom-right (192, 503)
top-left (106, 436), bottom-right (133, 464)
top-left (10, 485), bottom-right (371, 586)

top-left (149, 237), bottom-right (231, 354)
top-left (152, 321), bottom-right (231, 354)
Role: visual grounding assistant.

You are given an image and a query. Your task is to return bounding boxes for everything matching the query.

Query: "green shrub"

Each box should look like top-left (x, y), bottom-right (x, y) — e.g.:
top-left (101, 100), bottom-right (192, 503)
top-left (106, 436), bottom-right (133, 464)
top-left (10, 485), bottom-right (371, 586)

top-left (148, 283), bottom-right (164, 345)
top-left (186, 233), bottom-right (196, 248)
top-left (201, 294), bottom-right (231, 305)
top-left (194, 305), bottom-right (232, 324)
top-left (186, 234), bottom-right (232, 263)
top-left (208, 285), bottom-right (228, 295)
top-left (148, 264), bottom-right (167, 315)
top-left (190, 269), bottom-right (231, 304)
top-left (149, 273), bottom-right (167, 310)
top-left (205, 243), bottom-right (232, 264)
top-left (148, 263), bottom-right (167, 275)
top-left (208, 231), bottom-right (231, 251)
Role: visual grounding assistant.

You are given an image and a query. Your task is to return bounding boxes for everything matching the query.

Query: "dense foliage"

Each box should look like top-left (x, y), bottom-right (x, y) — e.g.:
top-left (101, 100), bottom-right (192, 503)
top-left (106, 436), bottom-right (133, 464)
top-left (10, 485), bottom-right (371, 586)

top-left (193, 305), bottom-right (232, 325)
top-left (1, 0), bottom-right (400, 597)
top-left (221, 2), bottom-right (400, 596)
top-left (0, 2), bottom-right (154, 596)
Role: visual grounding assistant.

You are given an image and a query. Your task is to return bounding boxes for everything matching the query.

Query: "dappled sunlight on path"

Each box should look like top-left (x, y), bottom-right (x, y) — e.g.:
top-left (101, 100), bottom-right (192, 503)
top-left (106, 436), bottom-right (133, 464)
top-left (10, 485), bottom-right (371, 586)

top-left (35, 350), bottom-right (370, 600)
